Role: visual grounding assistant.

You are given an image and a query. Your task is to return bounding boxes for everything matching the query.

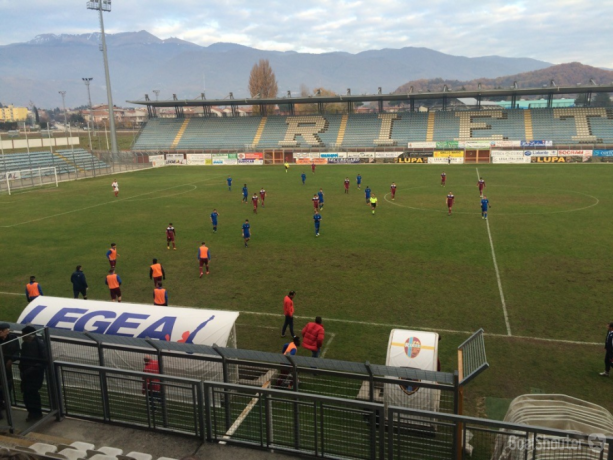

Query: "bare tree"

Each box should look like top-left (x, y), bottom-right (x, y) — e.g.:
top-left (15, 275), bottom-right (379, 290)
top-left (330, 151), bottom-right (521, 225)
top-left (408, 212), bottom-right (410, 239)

top-left (248, 59), bottom-right (278, 115)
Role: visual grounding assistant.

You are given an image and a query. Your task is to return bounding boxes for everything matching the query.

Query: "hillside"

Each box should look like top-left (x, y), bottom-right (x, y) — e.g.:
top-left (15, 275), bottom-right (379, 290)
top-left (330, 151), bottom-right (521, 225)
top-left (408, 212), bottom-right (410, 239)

top-left (394, 62), bottom-right (613, 93)
top-left (0, 31), bottom-right (552, 108)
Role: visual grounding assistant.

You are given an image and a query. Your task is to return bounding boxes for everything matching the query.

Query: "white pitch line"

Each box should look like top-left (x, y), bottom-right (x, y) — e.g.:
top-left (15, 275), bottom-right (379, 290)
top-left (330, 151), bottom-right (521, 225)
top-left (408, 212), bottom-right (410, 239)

top-left (320, 333), bottom-right (336, 358)
top-left (0, 292), bottom-right (599, 346)
top-left (477, 168), bottom-right (512, 336)
top-left (237, 310), bottom-right (600, 346)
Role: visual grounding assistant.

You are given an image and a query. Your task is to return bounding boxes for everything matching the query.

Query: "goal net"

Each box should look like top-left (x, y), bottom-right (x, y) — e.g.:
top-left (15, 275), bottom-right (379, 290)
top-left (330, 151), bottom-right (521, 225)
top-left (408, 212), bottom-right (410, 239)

top-left (0, 166), bottom-right (59, 195)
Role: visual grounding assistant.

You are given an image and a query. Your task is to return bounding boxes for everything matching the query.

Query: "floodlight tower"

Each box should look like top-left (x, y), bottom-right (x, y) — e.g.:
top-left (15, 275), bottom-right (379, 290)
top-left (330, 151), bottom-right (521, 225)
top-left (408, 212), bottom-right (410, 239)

top-left (87, 0), bottom-right (118, 154)
top-left (82, 77), bottom-right (94, 151)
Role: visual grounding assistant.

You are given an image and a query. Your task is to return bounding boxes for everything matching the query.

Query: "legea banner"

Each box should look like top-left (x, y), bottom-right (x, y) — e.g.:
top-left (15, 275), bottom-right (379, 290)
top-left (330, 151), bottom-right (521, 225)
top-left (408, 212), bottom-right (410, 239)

top-left (491, 152), bottom-right (531, 164)
top-left (428, 157), bottom-right (464, 164)
top-left (17, 297), bottom-right (239, 347)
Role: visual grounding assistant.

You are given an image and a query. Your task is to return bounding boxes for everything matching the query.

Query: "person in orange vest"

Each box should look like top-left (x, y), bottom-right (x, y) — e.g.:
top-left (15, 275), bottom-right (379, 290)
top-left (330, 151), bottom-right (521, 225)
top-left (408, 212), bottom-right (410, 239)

top-left (197, 242), bottom-right (211, 278)
top-left (105, 268), bottom-right (122, 302)
top-left (153, 283), bottom-right (168, 306)
top-left (106, 243), bottom-right (118, 268)
top-left (282, 336), bottom-right (300, 356)
top-left (25, 276), bottom-right (43, 302)
top-left (149, 258), bottom-right (166, 286)
top-left (277, 336), bottom-right (301, 389)
top-left (142, 355), bottom-right (161, 413)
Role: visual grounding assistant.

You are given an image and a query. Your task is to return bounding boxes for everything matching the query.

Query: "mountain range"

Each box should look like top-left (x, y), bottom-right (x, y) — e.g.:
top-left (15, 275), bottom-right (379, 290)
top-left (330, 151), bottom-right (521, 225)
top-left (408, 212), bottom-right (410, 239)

top-left (0, 31), bottom-right (555, 108)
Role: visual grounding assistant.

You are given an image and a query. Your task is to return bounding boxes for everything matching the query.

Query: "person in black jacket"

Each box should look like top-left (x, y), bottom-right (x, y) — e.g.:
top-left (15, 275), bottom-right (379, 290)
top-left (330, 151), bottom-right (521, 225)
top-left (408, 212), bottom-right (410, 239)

top-left (18, 326), bottom-right (47, 422)
top-left (0, 323), bottom-right (20, 420)
top-left (70, 265), bottom-right (88, 300)
top-left (600, 322), bottom-right (613, 377)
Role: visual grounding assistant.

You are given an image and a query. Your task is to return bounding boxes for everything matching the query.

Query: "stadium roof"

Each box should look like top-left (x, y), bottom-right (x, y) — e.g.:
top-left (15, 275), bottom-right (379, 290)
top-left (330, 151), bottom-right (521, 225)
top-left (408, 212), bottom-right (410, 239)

top-left (127, 85), bottom-right (613, 108)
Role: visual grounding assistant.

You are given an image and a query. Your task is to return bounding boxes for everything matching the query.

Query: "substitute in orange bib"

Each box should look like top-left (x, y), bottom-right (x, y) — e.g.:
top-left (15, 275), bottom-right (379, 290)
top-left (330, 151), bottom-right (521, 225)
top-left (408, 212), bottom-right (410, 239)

top-left (105, 269), bottom-right (122, 302)
top-left (106, 243), bottom-right (118, 268)
top-left (149, 258), bottom-right (166, 286)
top-left (153, 283), bottom-right (168, 306)
top-left (25, 276), bottom-right (43, 302)
top-left (198, 242), bottom-right (211, 278)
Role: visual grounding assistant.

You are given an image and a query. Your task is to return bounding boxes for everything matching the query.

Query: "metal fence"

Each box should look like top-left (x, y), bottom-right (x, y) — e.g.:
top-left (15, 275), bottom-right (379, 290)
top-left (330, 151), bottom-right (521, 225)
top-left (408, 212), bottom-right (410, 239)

top-left (52, 361), bottom-right (613, 460)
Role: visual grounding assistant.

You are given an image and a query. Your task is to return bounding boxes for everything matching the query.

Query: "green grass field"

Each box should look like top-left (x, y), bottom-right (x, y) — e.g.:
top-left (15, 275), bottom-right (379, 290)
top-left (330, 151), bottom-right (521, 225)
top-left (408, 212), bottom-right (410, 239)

top-left (1, 163), bottom-right (611, 417)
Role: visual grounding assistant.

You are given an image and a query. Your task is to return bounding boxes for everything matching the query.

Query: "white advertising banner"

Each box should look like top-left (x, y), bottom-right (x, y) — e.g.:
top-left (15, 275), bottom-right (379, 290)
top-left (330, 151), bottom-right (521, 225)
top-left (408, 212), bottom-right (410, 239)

top-left (293, 152), bottom-right (313, 159)
top-left (186, 153), bottom-right (210, 165)
top-left (18, 297), bottom-right (239, 347)
top-left (358, 152), bottom-right (375, 159)
top-left (151, 159), bottom-right (165, 168)
top-left (407, 142), bottom-right (437, 148)
top-left (464, 141), bottom-right (492, 149)
top-left (237, 159), bottom-right (264, 165)
top-left (375, 152), bottom-right (400, 158)
top-left (557, 149), bottom-right (593, 156)
top-left (520, 150), bottom-right (558, 157)
top-left (427, 157), bottom-right (464, 164)
top-left (148, 155), bottom-right (165, 162)
top-left (212, 158), bottom-right (238, 165)
top-left (166, 154), bottom-right (186, 165)
top-left (491, 140), bottom-right (522, 147)
top-left (491, 152), bottom-right (531, 164)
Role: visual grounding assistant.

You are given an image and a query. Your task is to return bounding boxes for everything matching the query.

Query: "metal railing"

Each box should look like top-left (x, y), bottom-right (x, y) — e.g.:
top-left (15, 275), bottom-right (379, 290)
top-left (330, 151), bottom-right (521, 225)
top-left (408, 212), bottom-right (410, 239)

top-left (51, 361), bottom-right (613, 460)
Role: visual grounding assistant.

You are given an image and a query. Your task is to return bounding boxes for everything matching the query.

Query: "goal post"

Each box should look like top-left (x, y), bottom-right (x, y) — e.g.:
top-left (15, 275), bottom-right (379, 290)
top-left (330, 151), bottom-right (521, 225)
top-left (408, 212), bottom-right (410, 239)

top-left (1, 167), bottom-right (59, 195)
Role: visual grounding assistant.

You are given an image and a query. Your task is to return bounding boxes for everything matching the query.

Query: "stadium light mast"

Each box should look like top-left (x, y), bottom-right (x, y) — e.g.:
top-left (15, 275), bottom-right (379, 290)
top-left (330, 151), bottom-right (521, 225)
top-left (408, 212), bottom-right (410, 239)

top-left (59, 91), bottom-right (74, 152)
top-left (82, 77), bottom-right (94, 151)
top-left (87, 0), bottom-right (118, 154)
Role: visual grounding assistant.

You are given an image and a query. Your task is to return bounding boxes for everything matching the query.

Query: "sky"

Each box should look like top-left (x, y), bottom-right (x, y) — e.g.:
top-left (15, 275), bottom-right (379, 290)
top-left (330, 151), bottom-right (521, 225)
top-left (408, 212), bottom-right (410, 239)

top-left (1, 0), bottom-right (612, 68)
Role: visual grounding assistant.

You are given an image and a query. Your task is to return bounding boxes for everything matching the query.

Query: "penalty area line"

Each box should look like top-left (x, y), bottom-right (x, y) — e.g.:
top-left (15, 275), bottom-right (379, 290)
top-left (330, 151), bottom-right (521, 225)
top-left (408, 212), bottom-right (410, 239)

top-left (477, 167), bottom-right (512, 337)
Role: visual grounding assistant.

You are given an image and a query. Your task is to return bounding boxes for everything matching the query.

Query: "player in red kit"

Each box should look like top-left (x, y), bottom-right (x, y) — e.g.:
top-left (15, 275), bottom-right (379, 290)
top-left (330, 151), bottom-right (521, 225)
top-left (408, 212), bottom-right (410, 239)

top-left (441, 172), bottom-right (446, 187)
top-left (478, 177), bottom-right (485, 197)
top-left (311, 162), bottom-right (316, 173)
top-left (259, 187), bottom-right (266, 207)
top-left (390, 182), bottom-right (397, 200)
top-left (344, 177), bottom-right (350, 194)
top-left (312, 193), bottom-right (320, 210)
top-left (446, 192), bottom-right (455, 216)
top-left (166, 223), bottom-right (176, 250)
top-left (252, 193), bottom-right (259, 214)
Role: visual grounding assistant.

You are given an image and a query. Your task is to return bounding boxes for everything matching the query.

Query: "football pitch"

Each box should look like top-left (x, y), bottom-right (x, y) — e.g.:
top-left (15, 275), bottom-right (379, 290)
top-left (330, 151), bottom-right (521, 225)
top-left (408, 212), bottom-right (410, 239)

top-left (1, 163), bottom-right (611, 417)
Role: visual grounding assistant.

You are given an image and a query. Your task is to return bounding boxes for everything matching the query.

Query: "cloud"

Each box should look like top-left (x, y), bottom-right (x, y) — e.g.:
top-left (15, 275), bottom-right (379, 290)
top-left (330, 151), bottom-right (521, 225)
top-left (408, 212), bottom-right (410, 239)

top-left (0, 0), bottom-right (612, 67)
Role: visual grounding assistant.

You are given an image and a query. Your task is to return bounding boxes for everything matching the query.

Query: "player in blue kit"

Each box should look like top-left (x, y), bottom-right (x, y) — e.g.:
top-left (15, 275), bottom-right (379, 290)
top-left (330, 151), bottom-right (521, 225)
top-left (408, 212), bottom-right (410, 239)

top-left (210, 209), bottom-right (219, 232)
top-left (364, 186), bottom-right (371, 204)
top-left (481, 195), bottom-right (490, 219)
top-left (227, 176), bottom-right (232, 191)
top-left (242, 184), bottom-right (248, 203)
top-left (301, 172), bottom-right (307, 185)
top-left (242, 219), bottom-right (251, 247)
top-left (356, 174), bottom-right (362, 189)
top-left (317, 188), bottom-right (324, 210)
top-left (313, 211), bottom-right (322, 236)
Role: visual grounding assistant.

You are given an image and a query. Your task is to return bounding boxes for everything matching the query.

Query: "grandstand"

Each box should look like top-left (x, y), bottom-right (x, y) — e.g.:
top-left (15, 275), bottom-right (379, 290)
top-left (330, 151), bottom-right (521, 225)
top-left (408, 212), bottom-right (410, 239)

top-left (132, 108), bottom-right (613, 151)
top-left (0, 149), bottom-right (109, 175)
